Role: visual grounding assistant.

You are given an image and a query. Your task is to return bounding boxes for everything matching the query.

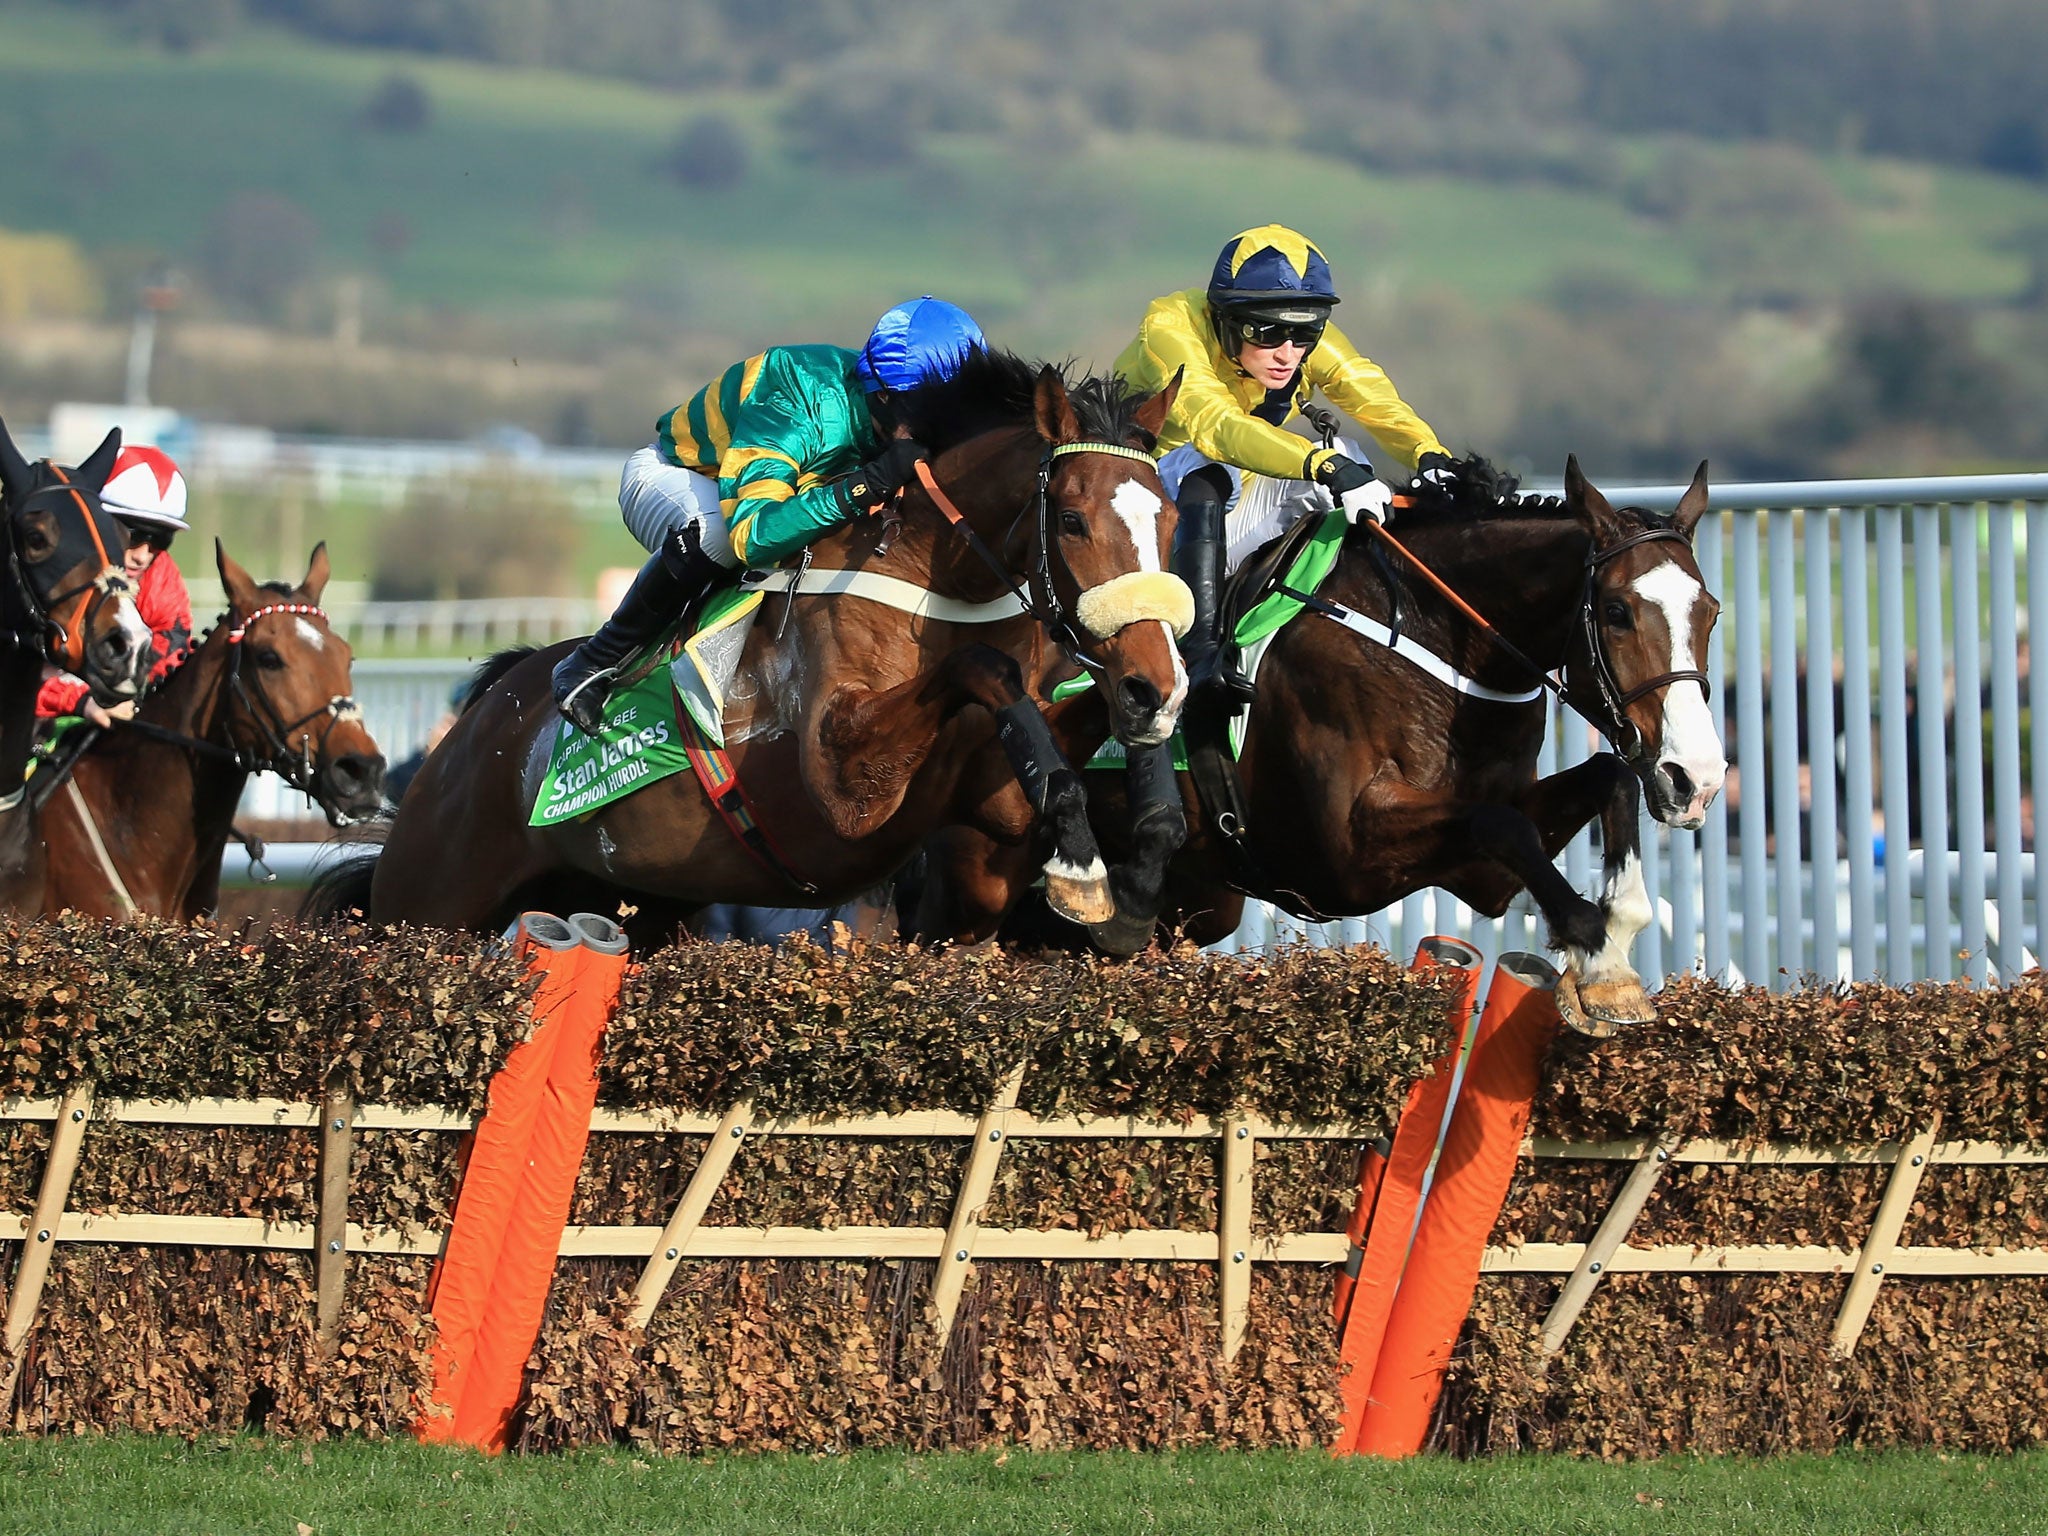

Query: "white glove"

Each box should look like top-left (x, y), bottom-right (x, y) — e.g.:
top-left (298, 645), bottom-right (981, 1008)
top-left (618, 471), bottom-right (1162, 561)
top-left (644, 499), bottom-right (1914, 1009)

top-left (1338, 479), bottom-right (1396, 528)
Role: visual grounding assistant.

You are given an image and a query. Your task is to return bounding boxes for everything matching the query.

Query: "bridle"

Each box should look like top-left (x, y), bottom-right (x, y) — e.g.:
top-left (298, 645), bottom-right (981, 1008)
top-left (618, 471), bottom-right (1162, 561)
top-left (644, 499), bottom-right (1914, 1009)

top-left (1573, 525), bottom-right (1712, 770)
top-left (123, 599), bottom-right (368, 826)
top-left (2, 468), bottom-right (133, 675)
top-left (1361, 511), bottom-right (1710, 771)
top-left (912, 439), bottom-right (1168, 674)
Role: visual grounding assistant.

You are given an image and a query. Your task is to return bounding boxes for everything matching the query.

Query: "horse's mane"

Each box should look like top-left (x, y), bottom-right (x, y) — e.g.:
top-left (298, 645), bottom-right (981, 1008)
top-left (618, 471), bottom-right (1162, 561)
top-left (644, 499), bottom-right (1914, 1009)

top-left (898, 347), bottom-right (1157, 456)
top-left (463, 647), bottom-right (533, 712)
top-left (1372, 455), bottom-right (1677, 534)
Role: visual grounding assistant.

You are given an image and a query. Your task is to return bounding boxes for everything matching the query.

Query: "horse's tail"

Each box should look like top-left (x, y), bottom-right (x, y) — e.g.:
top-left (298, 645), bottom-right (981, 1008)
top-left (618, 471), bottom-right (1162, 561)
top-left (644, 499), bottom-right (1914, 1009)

top-left (297, 822), bottom-right (390, 926)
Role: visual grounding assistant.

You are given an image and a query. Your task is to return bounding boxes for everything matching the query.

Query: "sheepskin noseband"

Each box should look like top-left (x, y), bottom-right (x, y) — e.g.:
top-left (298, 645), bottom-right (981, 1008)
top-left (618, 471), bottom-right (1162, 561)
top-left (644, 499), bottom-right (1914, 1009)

top-left (1074, 571), bottom-right (1195, 642)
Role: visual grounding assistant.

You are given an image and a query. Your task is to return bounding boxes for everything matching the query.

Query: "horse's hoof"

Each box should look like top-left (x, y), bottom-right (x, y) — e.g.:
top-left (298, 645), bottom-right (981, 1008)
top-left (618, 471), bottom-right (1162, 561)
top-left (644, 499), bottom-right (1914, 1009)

top-left (1556, 971), bottom-right (1655, 1039)
top-left (1086, 907), bottom-right (1158, 958)
top-left (1045, 867), bottom-right (1116, 926)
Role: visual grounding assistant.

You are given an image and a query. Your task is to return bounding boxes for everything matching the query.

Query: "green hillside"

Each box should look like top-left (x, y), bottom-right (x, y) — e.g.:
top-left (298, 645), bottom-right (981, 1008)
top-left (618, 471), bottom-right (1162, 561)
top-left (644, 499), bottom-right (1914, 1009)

top-left (2, 3), bottom-right (2045, 477)
top-left (3, 8), bottom-right (2041, 342)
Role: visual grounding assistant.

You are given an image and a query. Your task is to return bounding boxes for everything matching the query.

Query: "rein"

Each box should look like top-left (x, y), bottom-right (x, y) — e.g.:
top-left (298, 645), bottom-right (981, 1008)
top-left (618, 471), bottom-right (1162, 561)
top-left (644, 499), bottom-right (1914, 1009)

top-left (1359, 511), bottom-right (1708, 767)
top-left (913, 439), bottom-right (1163, 674)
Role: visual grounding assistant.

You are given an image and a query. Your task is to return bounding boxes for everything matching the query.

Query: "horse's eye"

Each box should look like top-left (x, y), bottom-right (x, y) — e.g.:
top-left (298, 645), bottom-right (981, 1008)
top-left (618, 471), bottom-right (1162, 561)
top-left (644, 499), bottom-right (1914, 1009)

top-left (254, 647), bottom-right (286, 671)
top-left (1058, 509), bottom-right (1089, 538)
top-left (1602, 600), bottom-right (1633, 629)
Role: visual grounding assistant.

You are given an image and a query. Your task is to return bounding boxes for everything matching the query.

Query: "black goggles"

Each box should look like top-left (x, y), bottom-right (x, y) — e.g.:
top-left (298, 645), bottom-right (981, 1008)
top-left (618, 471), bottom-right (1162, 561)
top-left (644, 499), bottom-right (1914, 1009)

top-left (124, 525), bottom-right (174, 553)
top-left (1232, 316), bottom-right (1326, 349)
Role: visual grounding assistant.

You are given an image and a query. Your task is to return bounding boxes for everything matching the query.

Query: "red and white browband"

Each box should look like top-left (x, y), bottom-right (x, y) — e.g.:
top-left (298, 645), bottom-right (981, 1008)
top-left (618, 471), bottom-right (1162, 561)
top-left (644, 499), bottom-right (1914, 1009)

top-left (228, 602), bottom-right (327, 643)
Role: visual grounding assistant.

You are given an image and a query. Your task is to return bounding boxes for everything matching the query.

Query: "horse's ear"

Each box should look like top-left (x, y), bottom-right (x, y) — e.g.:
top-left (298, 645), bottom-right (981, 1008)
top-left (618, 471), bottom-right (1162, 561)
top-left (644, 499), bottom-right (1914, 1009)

top-left (1132, 366), bottom-right (1183, 446)
top-left (1564, 453), bottom-right (1622, 538)
top-left (0, 414), bottom-right (28, 499)
top-left (302, 540), bottom-right (331, 604)
top-left (216, 539), bottom-right (260, 612)
top-left (76, 427), bottom-right (122, 493)
top-left (1033, 365), bottom-right (1081, 445)
top-left (1673, 461), bottom-right (1710, 538)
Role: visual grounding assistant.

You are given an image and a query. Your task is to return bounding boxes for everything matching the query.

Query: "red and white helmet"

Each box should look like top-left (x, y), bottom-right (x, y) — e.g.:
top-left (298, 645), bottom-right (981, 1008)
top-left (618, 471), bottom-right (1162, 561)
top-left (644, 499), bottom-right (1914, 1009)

top-left (100, 445), bottom-right (190, 532)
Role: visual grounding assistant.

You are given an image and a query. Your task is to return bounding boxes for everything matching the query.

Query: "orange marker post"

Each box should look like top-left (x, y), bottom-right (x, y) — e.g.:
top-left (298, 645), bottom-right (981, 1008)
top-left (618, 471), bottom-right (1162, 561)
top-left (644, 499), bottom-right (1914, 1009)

top-left (1332, 937), bottom-right (1483, 1451)
top-left (417, 913), bottom-right (584, 1445)
top-left (1350, 951), bottom-right (1561, 1458)
top-left (452, 914), bottom-right (632, 1451)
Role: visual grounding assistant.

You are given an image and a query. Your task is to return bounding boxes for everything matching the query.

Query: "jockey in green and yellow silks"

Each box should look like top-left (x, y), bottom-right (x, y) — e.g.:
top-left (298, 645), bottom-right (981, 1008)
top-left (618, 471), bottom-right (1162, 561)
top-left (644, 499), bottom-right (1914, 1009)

top-left (1114, 225), bottom-right (1452, 692)
top-left (552, 297), bottom-right (985, 734)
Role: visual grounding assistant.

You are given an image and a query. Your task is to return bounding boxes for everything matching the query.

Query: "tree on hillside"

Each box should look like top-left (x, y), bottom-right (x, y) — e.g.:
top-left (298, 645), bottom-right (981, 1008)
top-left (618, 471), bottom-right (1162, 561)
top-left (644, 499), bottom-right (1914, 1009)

top-left (663, 114), bottom-right (751, 190)
top-left (1797, 294), bottom-right (2016, 460)
top-left (361, 71), bottom-right (433, 133)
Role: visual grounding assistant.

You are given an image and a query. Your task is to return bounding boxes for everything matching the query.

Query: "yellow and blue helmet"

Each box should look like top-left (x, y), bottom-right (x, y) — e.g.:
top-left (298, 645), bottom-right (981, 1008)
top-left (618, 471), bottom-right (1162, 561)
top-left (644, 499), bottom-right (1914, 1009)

top-left (1207, 225), bottom-right (1339, 321)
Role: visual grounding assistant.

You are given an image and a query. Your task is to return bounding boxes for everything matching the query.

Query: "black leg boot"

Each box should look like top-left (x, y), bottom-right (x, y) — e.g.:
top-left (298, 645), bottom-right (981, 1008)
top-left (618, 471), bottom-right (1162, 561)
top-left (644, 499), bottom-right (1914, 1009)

top-left (1172, 470), bottom-right (1249, 699)
top-left (553, 523), bottom-right (723, 734)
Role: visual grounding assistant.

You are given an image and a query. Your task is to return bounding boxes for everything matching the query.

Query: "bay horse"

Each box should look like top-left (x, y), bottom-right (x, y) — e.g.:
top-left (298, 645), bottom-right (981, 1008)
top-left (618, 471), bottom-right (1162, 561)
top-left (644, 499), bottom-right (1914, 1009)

top-left (925, 456), bottom-right (1726, 1035)
top-left (40, 542), bottom-right (386, 919)
top-left (0, 417), bottom-right (153, 911)
top-left (353, 354), bottom-right (1191, 937)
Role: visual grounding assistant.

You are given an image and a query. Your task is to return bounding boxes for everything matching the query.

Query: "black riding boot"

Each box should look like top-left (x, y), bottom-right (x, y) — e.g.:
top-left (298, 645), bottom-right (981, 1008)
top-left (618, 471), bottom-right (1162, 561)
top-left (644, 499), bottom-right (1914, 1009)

top-left (1172, 470), bottom-right (1250, 700)
top-left (552, 523), bottom-right (723, 734)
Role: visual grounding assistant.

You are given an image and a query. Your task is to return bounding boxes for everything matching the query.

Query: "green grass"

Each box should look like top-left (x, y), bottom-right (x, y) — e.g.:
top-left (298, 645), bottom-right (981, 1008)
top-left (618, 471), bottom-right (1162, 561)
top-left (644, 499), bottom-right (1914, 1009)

top-left (3, 1440), bottom-right (2045, 1536)
top-left (1, 5), bottom-right (2044, 361)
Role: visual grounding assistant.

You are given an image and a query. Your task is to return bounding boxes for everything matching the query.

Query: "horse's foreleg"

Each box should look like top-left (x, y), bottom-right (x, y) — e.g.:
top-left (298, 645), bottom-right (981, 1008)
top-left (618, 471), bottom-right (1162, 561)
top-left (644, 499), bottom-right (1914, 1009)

top-left (1551, 769), bottom-right (1657, 1038)
top-left (809, 646), bottom-right (1112, 924)
top-left (1086, 742), bottom-right (1187, 956)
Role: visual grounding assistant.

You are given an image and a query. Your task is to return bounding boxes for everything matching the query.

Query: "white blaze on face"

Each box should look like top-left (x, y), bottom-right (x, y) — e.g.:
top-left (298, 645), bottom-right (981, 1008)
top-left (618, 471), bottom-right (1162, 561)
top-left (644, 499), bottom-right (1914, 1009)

top-left (1631, 562), bottom-right (1726, 822)
top-left (1110, 478), bottom-right (1188, 720)
top-left (294, 617), bottom-right (326, 651)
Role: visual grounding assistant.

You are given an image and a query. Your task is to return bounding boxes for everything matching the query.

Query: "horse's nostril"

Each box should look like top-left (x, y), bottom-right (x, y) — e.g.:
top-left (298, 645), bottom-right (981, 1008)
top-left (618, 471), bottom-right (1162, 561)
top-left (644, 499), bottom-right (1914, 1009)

top-left (331, 755), bottom-right (386, 798)
top-left (1663, 763), bottom-right (1695, 805)
top-left (1118, 676), bottom-right (1162, 719)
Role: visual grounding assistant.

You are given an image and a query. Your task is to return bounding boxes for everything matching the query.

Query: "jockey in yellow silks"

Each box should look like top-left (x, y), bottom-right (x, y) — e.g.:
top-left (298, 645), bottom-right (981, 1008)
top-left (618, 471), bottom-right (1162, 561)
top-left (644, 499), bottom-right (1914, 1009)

top-left (1114, 225), bottom-right (1452, 691)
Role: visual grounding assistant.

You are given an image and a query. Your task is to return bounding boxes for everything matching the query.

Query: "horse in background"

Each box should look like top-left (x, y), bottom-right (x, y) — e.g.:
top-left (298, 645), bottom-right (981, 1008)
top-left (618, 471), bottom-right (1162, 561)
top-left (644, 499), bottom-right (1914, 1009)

top-left (927, 456), bottom-right (1725, 1035)
top-left (0, 417), bottom-right (153, 912)
top-left (332, 354), bottom-right (1191, 940)
top-left (40, 541), bottom-right (385, 919)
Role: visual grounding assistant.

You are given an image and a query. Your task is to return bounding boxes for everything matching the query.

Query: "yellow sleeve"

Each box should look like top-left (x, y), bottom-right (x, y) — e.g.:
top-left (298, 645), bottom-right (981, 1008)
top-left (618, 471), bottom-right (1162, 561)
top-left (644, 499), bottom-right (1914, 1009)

top-left (1121, 298), bottom-right (1329, 484)
top-left (1307, 320), bottom-right (1446, 473)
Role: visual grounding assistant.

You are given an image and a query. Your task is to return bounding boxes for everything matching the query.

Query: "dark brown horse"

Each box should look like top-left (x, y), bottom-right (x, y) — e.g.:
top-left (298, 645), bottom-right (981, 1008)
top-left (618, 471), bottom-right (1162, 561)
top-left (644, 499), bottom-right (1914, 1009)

top-left (0, 418), bottom-right (152, 912)
top-left (351, 355), bottom-right (1190, 937)
top-left (40, 542), bottom-right (385, 919)
top-left (926, 456), bottom-right (1725, 1033)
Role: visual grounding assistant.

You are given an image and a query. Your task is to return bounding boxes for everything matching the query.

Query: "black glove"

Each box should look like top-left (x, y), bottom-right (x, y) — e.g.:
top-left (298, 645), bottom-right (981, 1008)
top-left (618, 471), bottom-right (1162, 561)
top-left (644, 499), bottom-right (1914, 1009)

top-left (1314, 454), bottom-right (1376, 498)
top-left (1414, 451), bottom-right (1458, 492)
top-left (840, 439), bottom-right (929, 515)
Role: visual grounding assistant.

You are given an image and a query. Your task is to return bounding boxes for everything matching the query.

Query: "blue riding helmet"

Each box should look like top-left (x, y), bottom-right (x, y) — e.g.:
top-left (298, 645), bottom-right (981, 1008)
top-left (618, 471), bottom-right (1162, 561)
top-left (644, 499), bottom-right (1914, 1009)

top-left (1207, 225), bottom-right (1340, 322)
top-left (854, 296), bottom-right (986, 393)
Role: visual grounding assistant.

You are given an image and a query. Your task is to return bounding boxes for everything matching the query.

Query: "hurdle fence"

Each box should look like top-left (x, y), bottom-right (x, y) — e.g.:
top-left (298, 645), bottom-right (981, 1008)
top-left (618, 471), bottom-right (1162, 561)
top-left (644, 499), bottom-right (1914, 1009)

top-left (7, 1087), bottom-right (2045, 1394)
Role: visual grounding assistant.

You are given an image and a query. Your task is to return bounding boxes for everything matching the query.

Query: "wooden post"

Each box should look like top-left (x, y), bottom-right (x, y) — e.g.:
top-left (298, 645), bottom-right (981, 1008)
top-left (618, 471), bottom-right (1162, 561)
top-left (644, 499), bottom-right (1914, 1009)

top-left (1540, 1141), bottom-right (1673, 1355)
top-left (1, 1083), bottom-right (94, 1411)
top-left (930, 1062), bottom-right (1029, 1341)
top-left (628, 1098), bottom-right (754, 1330)
top-left (1219, 1116), bottom-right (1255, 1363)
top-left (1830, 1119), bottom-right (1940, 1358)
top-left (314, 1082), bottom-right (355, 1348)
